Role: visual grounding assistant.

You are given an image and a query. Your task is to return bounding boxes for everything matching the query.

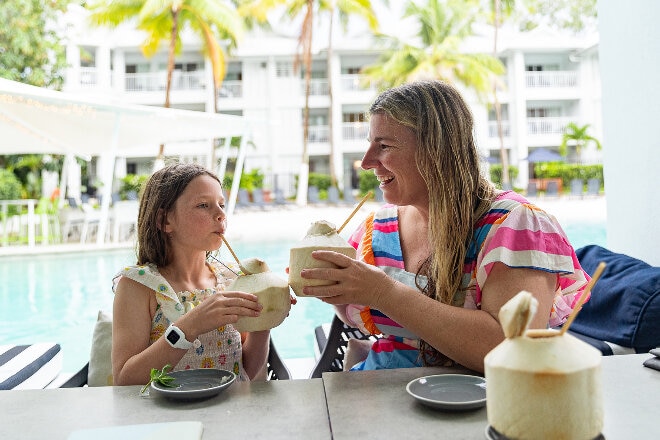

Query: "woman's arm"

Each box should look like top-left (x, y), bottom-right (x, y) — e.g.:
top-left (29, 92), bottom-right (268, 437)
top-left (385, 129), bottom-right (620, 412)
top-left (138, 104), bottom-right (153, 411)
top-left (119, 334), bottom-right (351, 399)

top-left (302, 253), bottom-right (556, 373)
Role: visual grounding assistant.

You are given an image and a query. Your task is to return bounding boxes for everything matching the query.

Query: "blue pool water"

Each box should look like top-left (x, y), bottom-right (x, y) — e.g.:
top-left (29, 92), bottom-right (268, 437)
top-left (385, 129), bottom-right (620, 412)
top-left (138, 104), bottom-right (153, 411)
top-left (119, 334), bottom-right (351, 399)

top-left (0, 222), bottom-right (606, 373)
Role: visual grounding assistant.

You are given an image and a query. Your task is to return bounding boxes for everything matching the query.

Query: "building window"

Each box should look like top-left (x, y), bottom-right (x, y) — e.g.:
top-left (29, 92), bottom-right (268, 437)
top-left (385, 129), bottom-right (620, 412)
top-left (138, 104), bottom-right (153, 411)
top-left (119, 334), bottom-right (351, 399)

top-left (276, 62), bottom-right (294, 77)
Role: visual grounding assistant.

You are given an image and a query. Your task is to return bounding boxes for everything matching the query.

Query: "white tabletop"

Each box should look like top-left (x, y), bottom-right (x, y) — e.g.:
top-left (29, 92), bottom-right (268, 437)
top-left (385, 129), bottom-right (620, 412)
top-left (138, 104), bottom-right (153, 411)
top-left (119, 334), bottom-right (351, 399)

top-left (323, 353), bottom-right (660, 440)
top-left (0, 378), bottom-right (331, 440)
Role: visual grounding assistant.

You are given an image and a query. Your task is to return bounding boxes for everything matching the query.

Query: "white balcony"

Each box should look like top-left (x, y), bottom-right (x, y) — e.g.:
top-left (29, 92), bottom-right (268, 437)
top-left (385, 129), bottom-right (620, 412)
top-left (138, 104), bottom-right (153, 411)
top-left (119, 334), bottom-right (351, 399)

top-left (488, 120), bottom-right (511, 138)
top-left (124, 71), bottom-right (206, 92)
top-left (307, 125), bottom-right (329, 143)
top-left (527, 116), bottom-right (572, 135)
top-left (302, 78), bottom-right (329, 96)
top-left (79, 67), bottom-right (99, 89)
top-left (342, 122), bottom-right (369, 141)
top-left (525, 71), bottom-right (578, 89)
top-left (218, 80), bottom-right (243, 98)
top-left (340, 74), bottom-right (375, 92)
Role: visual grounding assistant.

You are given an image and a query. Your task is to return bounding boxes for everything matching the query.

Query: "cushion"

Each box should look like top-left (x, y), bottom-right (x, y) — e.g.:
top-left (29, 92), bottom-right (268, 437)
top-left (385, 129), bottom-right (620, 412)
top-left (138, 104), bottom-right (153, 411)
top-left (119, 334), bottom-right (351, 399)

top-left (0, 342), bottom-right (62, 389)
top-left (88, 310), bottom-right (113, 386)
top-left (573, 245), bottom-right (660, 352)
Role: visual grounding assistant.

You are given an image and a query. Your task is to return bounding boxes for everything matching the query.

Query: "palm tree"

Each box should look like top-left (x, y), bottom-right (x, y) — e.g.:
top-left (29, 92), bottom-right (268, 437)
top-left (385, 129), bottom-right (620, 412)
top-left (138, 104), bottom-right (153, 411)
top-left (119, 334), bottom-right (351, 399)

top-left (487, 0), bottom-right (515, 188)
top-left (361, 0), bottom-right (504, 98)
top-left (560, 122), bottom-right (602, 163)
top-left (86, 0), bottom-right (243, 164)
top-left (324, 1), bottom-right (379, 188)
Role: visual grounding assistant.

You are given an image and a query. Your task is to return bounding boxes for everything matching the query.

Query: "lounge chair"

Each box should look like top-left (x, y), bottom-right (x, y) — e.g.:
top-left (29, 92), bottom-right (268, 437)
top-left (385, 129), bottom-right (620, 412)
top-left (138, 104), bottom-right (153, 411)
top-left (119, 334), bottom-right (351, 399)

top-left (310, 315), bottom-right (376, 378)
top-left (545, 180), bottom-right (560, 197)
top-left (569, 178), bottom-right (584, 199)
top-left (526, 181), bottom-right (538, 198)
top-left (327, 186), bottom-right (341, 205)
top-left (251, 188), bottom-right (269, 209)
top-left (0, 342), bottom-right (63, 390)
top-left (307, 186), bottom-right (321, 204)
top-left (586, 178), bottom-right (601, 196)
top-left (236, 188), bottom-right (254, 209)
top-left (273, 188), bottom-right (293, 208)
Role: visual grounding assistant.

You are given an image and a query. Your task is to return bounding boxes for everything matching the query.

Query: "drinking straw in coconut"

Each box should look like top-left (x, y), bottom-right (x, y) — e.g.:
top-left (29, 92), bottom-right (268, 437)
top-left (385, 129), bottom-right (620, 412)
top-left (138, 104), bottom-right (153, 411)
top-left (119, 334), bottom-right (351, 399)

top-left (337, 191), bottom-right (373, 234)
top-left (221, 236), bottom-right (241, 267)
top-left (560, 261), bottom-right (606, 335)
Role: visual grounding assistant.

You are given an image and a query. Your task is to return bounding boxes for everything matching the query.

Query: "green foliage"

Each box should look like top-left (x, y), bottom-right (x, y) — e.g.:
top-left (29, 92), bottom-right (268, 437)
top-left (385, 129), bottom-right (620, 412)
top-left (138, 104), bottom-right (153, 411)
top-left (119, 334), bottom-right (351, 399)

top-left (308, 173), bottom-right (332, 191)
top-left (119, 174), bottom-right (148, 200)
top-left (0, 169), bottom-right (23, 201)
top-left (559, 122), bottom-right (602, 161)
top-left (223, 168), bottom-right (264, 191)
top-left (534, 163), bottom-right (603, 189)
top-left (0, 0), bottom-right (69, 88)
top-left (358, 170), bottom-right (380, 196)
top-left (489, 165), bottom-right (519, 188)
top-left (519, 0), bottom-right (598, 34)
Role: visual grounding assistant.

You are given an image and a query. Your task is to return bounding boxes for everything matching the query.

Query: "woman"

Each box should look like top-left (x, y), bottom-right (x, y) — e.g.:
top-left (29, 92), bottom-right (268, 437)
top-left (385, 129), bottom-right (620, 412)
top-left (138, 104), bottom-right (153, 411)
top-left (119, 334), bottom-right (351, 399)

top-left (300, 80), bottom-right (589, 373)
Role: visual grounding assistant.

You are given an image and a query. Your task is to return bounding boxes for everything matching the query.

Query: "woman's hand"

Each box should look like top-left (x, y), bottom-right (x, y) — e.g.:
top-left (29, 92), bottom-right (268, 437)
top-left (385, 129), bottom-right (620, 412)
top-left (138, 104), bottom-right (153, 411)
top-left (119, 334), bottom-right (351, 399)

top-left (299, 250), bottom-right (395, 308)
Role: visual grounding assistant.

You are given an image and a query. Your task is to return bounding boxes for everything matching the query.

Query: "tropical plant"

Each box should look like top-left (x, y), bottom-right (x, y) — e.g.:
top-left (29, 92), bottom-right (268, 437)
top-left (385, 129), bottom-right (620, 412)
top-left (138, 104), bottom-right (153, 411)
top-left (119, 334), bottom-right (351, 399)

top-left (86, 0), bottom-right (244, 161)
top-left (559, 122), bottom-right (602, 163)
top-left (361, 0), bottom-right (504, 97)
top-left (322, 1), bottom-right (379, 188)
top-left (0, 0), bottom-right (69, 88)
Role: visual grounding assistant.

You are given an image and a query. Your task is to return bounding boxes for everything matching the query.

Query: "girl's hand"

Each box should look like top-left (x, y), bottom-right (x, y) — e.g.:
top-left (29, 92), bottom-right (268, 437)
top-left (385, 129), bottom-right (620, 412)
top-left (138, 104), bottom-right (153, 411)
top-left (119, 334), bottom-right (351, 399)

top-left (182, 291), bottom-right (262, 336)
top-left (299, 250), bottom-right (394, 308)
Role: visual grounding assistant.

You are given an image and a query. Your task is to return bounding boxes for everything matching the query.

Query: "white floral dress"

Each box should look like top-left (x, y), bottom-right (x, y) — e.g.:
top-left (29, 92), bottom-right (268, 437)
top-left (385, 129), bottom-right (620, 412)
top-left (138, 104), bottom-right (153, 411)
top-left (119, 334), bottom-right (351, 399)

top-left (113, 260), bottom-right (249, 381)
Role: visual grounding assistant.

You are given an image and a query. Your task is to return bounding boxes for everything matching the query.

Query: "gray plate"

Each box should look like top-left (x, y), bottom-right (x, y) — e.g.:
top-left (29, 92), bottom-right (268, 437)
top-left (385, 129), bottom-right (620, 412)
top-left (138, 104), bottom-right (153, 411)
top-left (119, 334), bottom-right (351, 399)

top-left (150, 369), bottom-right (236, 400)
top-left (406, 374), bottom-right (487, 411)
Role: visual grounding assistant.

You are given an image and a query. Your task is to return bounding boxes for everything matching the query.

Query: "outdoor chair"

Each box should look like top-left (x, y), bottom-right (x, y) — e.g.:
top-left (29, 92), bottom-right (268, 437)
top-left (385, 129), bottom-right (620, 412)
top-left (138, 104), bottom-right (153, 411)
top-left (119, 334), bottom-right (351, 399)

top-left (545, 180), bottom-right (560, 197)
top-left (61, 311), bottom-right (290, 387)
top-left (307, 186), bottom-right (321, 204)
top-left (251, 188), bottom-right (269, 209)
top-left (587, 178), bottom-right (601, 196)
top-left (273, 188), bottom-right (293, 208)
top-left (310, 315), bottom-right (377, 378)
top-left (570, 178), bottom-right (584, 198)
top-left (236, 189), bottom-right (254, 209)
top-left (526, 181), bottom-right (538, 198)
top-left (327, 186), bottom-right (341, 205)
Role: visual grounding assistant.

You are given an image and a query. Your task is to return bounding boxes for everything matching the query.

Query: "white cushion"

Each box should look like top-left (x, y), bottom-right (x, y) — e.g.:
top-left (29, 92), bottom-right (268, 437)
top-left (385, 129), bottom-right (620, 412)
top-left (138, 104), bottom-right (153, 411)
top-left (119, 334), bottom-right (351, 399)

top-left (0, 342), bottom-right (62, 389)
top-left (88, 310), bottom-right (113, 386)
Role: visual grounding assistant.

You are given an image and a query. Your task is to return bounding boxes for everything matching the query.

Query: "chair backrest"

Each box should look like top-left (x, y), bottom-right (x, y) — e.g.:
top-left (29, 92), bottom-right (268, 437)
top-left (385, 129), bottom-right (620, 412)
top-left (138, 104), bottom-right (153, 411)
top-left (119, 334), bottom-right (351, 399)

top-left (587, 178), bottom-right (600, 195)
top-left (61, 311), bottom-right (290, 387)
top-left (570, 178), bottom-right (584, 197)
top-left (571, 245), bottom-right (660, 354)
top-left (310, 315), bottom-right (376, 378)
top-left (526, 181), bottom-right (537, 197)
top-left (308, 186), bottom-right (320, 203)
top-left (327, 186), bottom-right (340, 204)
top-left (545, 180), bottom-right (559, 196)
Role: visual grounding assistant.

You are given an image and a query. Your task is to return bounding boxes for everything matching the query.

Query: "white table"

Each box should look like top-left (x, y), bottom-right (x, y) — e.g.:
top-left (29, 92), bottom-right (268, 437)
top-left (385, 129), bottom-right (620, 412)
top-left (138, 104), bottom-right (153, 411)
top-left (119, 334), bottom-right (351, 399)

top-left (0, 378), bottom-right (331, 439)
top-left (323, 353), bottom-right (660, 440)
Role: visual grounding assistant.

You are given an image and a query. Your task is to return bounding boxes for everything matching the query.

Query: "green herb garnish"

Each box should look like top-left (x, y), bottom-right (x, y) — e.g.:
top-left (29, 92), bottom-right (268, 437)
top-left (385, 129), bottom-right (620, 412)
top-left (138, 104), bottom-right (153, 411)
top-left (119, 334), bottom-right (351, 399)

top-left (141, 364), bottom-right (176, 393)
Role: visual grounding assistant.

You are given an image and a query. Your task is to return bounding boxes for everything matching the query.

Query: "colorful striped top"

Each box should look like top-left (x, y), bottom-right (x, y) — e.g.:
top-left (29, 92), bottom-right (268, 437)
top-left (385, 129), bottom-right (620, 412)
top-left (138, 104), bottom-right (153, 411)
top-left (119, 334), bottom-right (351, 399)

top-left (344, 191), bottom-right (590, 370)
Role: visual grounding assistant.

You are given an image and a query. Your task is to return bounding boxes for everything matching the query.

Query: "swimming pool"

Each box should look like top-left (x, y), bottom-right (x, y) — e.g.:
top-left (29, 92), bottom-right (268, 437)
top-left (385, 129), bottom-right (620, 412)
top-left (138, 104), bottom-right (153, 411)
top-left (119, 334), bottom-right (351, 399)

top-left (0, 222), bottom-right (606, 373)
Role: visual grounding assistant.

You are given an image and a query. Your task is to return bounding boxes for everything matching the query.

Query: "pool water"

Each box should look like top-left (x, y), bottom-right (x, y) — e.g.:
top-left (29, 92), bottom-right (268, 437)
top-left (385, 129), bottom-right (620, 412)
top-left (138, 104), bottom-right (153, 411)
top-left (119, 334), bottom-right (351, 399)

top-left (0, 223), bottom-right (606, 373)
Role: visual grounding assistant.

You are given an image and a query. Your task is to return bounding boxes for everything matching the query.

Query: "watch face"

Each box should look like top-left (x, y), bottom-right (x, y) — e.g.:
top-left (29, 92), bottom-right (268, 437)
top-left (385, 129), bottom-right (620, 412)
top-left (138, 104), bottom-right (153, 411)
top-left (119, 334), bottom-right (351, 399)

top-left (167, 329), bottom-right (181, 345)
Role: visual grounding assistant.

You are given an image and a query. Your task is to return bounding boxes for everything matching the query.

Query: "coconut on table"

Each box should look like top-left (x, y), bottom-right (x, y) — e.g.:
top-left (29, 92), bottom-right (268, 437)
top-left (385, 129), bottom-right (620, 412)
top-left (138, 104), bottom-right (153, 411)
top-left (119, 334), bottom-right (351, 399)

top-left (484, 291), bottom-right (603, 440)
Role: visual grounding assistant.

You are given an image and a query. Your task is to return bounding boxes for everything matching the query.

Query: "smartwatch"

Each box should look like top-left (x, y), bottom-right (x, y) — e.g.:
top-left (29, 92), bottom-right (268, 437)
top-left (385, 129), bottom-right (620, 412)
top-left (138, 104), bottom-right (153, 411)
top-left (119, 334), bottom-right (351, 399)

top-left (165, 324), bottom-right (201, 350)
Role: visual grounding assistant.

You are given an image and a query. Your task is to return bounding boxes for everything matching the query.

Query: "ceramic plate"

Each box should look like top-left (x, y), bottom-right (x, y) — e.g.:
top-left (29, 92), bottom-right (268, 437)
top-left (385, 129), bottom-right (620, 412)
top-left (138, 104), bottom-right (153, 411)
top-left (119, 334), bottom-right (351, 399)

top-left (406, 374), bottom-right (486, 411)
top-left (150, 369), bottom-right (236, 400)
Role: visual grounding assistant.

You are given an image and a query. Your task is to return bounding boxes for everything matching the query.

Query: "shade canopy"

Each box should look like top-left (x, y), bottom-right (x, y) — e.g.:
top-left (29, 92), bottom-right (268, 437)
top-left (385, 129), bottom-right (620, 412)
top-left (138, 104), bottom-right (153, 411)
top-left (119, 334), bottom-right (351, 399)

top-left (524, 147), bottom-right (563, 163)
top-left (0, 77), bottom-right (247, 156)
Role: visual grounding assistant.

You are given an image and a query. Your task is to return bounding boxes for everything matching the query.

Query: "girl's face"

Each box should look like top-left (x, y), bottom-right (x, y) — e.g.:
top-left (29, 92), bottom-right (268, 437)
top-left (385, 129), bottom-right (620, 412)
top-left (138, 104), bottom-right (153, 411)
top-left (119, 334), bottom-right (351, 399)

top-left (361, 113), bottom-right (428, 208)
top-left (163, 175), bottom-right (227, 252)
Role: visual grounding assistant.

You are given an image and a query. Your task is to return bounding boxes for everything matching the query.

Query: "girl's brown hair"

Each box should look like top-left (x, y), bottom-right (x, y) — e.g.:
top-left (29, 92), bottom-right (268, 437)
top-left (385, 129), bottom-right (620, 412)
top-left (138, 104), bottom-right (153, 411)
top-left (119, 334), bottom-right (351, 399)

top-left (136, 162), bottom-right (221, 267)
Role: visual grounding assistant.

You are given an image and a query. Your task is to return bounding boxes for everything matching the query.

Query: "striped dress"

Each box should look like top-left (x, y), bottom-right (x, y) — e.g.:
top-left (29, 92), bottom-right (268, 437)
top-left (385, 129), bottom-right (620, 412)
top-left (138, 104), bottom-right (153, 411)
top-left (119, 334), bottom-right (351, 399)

top-left (344, 191), bottom-right (590, 370)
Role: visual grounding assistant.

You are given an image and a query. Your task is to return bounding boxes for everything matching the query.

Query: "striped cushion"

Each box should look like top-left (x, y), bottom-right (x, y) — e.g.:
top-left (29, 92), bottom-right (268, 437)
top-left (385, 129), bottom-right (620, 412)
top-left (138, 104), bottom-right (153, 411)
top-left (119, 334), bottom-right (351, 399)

top-left (0, 343), bottom-right (62, 390)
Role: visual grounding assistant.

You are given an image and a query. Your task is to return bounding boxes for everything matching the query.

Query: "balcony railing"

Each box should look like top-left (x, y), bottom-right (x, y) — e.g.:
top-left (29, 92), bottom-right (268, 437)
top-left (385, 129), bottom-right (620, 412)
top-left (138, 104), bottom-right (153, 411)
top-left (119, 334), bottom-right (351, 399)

top-left (527, 117), bottom-right (571, 135)
top-left (301, 78), bottom-right (329, 96)
top-left (342, 122), bottom-right (369, 141)
top-left (79, 67), bottom-right (99, 88)
top-left (340, 74), bottom-right (375, 91)
top-left (525, 71), bottom-right (578, 88)
top-left (124, 71), bottom-right (206, 92)
top-left (307, 125), bottom-right (329, 143)
top-left (488, 120), bottom-right (511, 138)
top-left (218, 80), bottom-right (243, 98)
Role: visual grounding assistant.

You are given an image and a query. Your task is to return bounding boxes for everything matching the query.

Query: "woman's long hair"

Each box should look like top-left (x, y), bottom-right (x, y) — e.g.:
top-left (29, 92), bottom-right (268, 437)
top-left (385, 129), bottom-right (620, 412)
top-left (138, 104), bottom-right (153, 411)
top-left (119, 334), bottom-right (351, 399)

top-left (369, 80), bottom-right (495, 365)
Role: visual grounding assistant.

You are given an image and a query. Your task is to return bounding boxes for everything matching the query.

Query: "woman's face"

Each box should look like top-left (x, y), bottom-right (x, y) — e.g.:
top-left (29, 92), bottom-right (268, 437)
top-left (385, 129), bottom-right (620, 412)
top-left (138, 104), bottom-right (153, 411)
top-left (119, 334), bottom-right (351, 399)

top-left (361, 113), bottom-right (428, 208)
top-left (163, 174), bottom-right (227, 252)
